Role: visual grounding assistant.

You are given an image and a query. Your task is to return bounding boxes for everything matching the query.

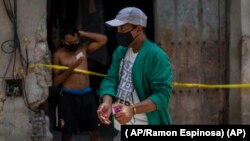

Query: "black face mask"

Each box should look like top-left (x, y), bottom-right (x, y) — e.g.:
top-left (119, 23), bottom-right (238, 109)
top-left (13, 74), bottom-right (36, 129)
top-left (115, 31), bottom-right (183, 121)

top-left (116, 30), bottom-right (135, 47)
top-left (65, 43), bottom-right (79, 52)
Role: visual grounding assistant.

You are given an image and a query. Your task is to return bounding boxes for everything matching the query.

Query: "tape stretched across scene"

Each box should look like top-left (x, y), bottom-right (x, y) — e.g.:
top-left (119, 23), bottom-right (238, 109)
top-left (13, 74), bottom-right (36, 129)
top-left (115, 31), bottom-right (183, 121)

top-left (29, 64), bottom-right (250, 89)
top-left (29, 63), bottom-right (107, 77)
top-left (172, 82), bottom-right (250, 88)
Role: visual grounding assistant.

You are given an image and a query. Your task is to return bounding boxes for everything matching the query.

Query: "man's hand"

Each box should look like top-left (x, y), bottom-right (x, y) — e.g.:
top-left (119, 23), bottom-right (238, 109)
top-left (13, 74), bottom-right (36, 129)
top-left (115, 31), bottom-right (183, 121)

top-left (97, 102), bottom-right (112, 125)
top-left (69, 55), bottom-right (83, 70)
top-left (112, 103), bottom-right (134, 125)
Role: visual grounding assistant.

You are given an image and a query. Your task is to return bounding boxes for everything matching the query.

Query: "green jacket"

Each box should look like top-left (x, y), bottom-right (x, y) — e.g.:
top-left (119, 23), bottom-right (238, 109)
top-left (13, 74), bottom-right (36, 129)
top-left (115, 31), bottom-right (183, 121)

top-left (97, 39), bottom-right (173, 125)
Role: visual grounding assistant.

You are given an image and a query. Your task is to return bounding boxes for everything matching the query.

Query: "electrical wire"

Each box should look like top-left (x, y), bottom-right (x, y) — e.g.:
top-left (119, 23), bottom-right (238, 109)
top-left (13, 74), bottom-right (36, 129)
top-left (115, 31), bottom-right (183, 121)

top-left (1, 0), bottom-right (35, 112)
top-left (2, 0), bottom-right (28, 70)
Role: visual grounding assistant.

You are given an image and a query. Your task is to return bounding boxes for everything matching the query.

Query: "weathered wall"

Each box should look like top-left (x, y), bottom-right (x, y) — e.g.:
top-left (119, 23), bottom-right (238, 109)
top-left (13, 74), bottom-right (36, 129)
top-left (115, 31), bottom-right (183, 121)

top-left (0, 0), bottom-right (52, 140)
top-left (229, 0), bottom-right (250, 125)
top-left (241, 0), bottom-right (250, 124)
top-left (228, 0), bottom-right (242, 124)
top-left (241, 36), bottom-right (250, 124)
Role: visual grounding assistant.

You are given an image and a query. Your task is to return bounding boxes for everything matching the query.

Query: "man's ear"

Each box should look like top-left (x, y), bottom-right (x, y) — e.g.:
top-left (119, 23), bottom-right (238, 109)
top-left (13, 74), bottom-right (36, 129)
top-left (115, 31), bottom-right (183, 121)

top-left (136, 26), bottom-right (143, 34)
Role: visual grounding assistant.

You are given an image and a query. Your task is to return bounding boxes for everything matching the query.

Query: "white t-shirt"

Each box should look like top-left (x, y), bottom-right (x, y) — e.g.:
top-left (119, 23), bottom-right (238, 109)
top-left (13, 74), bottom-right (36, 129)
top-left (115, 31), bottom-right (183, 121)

top-left (114, 48), bottom-right (148, 131)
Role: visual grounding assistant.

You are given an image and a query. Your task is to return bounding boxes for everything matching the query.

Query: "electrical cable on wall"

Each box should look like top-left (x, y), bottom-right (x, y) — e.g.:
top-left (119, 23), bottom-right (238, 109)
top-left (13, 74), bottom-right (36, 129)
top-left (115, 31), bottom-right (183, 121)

top-left (2, 0), bottom-right (36, 112)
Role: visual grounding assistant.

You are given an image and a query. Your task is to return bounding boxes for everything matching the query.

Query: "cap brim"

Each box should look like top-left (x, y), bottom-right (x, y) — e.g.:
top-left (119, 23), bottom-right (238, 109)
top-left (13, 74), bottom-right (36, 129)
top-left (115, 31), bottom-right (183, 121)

top-left (105, 19), bottom-right (127, 27)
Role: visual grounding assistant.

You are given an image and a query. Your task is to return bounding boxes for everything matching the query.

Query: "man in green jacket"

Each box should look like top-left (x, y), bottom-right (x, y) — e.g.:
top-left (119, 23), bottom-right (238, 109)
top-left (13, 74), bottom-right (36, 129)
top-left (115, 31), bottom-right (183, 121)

top-left (97, 7), bottom-right (173, 141)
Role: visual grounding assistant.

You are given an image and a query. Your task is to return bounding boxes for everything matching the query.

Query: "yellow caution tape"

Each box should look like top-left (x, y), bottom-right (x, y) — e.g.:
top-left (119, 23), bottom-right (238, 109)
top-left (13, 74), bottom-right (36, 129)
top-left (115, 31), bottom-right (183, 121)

top-left (29, 64), bottom-right (250, 88)
top-left (172, 82), bottom-right (250, 88)
top-left (29, 63), bottom-right (107, 77)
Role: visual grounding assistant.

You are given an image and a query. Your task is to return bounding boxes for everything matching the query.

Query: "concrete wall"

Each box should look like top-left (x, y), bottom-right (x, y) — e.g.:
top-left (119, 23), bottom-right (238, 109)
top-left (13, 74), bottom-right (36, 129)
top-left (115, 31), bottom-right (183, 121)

top-left (0, 0), bottom-right (52, 140)
top-left (228, 0), bottom-right (242, 124)
top-left (228, 0), bottom-right (250, 124)
top-left (241, 0), bottom-right (250, 124)
top-left (229, 0), bottom-right (250, 124)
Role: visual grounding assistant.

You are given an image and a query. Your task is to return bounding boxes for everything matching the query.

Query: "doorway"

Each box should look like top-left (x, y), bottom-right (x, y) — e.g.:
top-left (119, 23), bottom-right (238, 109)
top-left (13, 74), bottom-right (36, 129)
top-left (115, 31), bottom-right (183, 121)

top-left (46, 0), bottom-right (155, 140)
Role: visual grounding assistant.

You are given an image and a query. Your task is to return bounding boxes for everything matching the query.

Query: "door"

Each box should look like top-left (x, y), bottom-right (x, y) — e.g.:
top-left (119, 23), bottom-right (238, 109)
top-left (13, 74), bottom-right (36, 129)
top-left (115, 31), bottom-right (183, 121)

top-left (156, 0), bottom-right (228, 124)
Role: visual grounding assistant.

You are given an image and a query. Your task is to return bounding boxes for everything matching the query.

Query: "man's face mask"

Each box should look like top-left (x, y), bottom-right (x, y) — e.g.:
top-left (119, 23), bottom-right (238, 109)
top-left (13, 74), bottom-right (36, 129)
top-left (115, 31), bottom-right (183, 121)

top-left (65, 43), bottom-right (79, 52)
top-left (63, 37), bottom-right (80, 52)
top-left (116, 26), bottom-right (137, 47)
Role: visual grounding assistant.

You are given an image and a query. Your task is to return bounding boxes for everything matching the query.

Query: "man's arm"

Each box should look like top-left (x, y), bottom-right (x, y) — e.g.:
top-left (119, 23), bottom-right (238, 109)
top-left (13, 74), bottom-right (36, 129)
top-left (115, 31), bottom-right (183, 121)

top-left (131, 98), bottom-right (156, 115)
top-left (79, 31), bottom-right (107, 53)
top-left (97, 95), bottom-right (113, 125)
top-left (112, 98), bottom-right (157, 125)
top-left (52, 52), bottom-right (82, 86)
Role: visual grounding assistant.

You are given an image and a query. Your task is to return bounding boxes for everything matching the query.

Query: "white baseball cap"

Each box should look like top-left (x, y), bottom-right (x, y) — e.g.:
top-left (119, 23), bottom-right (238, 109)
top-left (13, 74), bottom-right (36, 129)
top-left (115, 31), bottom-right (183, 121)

top-left (105, 7), bottom-right (147, 27)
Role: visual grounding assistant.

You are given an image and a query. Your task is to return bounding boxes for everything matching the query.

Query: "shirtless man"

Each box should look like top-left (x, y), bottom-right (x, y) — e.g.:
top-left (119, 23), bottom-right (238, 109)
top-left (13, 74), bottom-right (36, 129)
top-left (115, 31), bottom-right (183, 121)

top-left (53, 25), bottom-right (107, 141)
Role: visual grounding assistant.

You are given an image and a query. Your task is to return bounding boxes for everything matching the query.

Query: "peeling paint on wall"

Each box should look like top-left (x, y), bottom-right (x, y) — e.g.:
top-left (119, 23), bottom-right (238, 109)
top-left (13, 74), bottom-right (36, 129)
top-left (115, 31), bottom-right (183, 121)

top-left (0, 0), bottom-right (52, 140)
top-left (26, 14), bottom-right (52, 110)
